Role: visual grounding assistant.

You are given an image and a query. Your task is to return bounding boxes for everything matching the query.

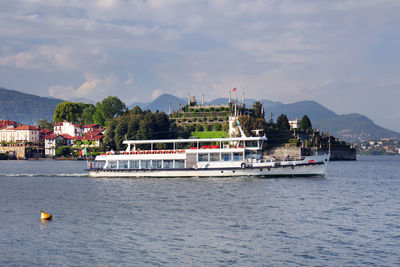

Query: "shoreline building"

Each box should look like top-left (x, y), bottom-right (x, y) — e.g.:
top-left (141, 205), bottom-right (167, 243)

top-left (0, 121), bottom-right (42, 159)
top-left (44, 122), bottom-right (104, 157)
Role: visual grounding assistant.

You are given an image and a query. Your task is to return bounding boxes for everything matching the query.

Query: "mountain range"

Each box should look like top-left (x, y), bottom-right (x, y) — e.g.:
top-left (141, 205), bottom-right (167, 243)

top-left (0, 87), bottom-right (63, 125)
top-left (129, 94), bottom-right (400, 143)
top-left (1, 87), bottom-right (399, 143)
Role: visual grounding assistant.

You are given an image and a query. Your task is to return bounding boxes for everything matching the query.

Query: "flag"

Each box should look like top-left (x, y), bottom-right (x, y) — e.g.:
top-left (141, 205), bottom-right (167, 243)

top-left (232, 88), bottom-right (237, 92)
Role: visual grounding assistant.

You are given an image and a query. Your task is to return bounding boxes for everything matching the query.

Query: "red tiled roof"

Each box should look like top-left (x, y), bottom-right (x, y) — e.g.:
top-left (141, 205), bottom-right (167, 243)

top-left (15, 125), bottom-right (39, 130)
top-left (54, 122), bottom-right (63, 126)
top-left (40, 129), bottom-right (53, 134)
top-left (85, 130), bottom-right (103, 135)
top-left (83, 135), bottom-right (103, 140)
top-left (0, 120), bottom-right (21, 129)
top-left (83, 124), bottom-right (99, 128)
top-left (44, 134), bottom-right (61, 140)
top-left (61, 134), bottom-right (76, 140)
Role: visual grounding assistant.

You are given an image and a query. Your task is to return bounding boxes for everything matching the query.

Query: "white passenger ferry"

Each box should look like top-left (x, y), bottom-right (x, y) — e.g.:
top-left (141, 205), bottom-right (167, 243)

top-left (87, 135), bottom-right (329, 178)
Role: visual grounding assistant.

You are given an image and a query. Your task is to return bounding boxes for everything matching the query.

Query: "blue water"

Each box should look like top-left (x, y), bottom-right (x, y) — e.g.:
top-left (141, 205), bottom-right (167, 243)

top-left (0, 156), bottom-right (399, 266)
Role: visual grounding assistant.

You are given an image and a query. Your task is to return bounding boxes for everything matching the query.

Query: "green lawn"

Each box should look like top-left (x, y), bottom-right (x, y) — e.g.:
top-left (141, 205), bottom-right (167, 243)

top-left (191, 131), bottom-right (228, 139)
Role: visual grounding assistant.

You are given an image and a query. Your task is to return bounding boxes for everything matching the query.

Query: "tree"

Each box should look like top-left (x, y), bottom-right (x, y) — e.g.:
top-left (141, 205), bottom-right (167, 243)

top-left (127, 114), bottom-right (141, 140)
top-left (102, 109), bottom-right (177, 150)
top-left (37, 119), bottom-right (53, 130)
top-left (252, 102), bottom-right (264, 118)
top-left (81, 105), bottom-right (96, 125)
top-left (97, 96), bottom-right (126, 125)
top-left (53, 102), bottom-right (82, 123)
top-left (53, 102), bottom-right (93, 124)
top-left (298, 115), bottom-right (313, 132)
top-left (101, 119), bottom-right (117, 151)
top-left (130, 106), bottom-right (143, 115)
top-left (114, 119), bottom-right (128, 151)
top-left (93, 102), bottom-right (105, 125)
top-left (276, 114), bottom-right (290, 130)
top-left (56, 146), bottom-right (71, 157)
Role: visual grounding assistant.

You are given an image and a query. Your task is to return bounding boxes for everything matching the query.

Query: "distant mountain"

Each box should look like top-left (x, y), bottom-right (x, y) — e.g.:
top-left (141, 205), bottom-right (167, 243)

top-left (128, 94), bottom-right (400, 143)
top-left (128, 94), bottom-right (185, 112)
top-left (146, 94), bottom-right (185, 112)
top-left (264, 100), bottom-right (337, 121)
top-left (69, 97), bottom-right (96, 104)
top-left (313, 113), bottom-right (400, 142)
top-left (3, 87), bottom-right (395, 142)
top-left (263, 100), bottom-right (400, 142)
top-left (0, 87), bottom-right (64, 125)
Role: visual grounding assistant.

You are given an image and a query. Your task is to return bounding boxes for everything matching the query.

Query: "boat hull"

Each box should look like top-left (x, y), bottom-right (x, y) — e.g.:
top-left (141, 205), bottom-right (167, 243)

top-left (88, 161), bottom-right (327, 178)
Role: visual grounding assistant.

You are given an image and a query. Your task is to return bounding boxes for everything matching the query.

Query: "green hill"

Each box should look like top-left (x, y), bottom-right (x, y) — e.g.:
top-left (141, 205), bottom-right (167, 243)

top-left (0, 87), bottom-right (64, 125)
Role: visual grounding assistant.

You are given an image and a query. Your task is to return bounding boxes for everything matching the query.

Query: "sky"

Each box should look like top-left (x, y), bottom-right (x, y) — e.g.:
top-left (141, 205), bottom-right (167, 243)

top-left (0, 0), bottom-right (399, 132)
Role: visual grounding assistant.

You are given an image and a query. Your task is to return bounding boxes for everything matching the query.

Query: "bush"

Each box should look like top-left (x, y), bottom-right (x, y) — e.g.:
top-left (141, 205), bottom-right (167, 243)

top-left (214, 124), bottom-right (222, 131)
top-left (196, 124), bottom-right (204, 132)
top-left (56, 146), bottom-right (71, 157)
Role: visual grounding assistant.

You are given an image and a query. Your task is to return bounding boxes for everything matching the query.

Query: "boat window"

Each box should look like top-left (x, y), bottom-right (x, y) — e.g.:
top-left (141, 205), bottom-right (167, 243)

top-left (141, 160), bottom-right (150, 169)
top-left (152, 160), bottom-right (162, 169)
top-left (119, 160), bottom-right (128, 169)
top-left (233, 153), bottom-right (243, 161)
top-left (129, 160), bottom-right (139, 169)
top-left (245, 151), bottom-right (256, 159)
top-left (198, 153), bottom-right (209, 162)
top-left (93, 160), bottom-right (105, 169)
top-left (245, 141), bottom-right (258, 147)
top-left (108, 161), bottom-right (117, 169)
top-left (210, 153), bottom-right (220, 161)
top-left (221, 153), bottom-right (231, 161)
top-left (163, 160), bottom-right (173, 168)
top-left (175, 160), bottom-right (185, 168)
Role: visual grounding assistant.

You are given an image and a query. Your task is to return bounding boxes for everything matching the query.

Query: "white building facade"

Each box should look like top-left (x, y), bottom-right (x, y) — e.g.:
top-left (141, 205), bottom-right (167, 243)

top-left (0, 125), bottom-right (40, 142)
top-left (44, 134), bottom-right (66, 156)
top-left (54, 122), bottom-right (83, 137)
top-left (289, 119), bottom-right (300, 129)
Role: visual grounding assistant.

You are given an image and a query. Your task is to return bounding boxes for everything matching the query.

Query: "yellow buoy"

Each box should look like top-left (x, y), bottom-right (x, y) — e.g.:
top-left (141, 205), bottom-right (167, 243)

top-left (41, 211), bottom-right (53, 220)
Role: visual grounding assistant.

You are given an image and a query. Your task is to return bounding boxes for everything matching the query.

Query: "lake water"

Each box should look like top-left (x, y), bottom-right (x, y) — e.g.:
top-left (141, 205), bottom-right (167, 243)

top-left (0, 156), bottom-right (399, 266)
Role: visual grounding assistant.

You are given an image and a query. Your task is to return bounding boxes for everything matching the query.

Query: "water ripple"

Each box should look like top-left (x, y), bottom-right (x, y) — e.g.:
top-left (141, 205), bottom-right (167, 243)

top-left (0, 156), bottom-right (399, 266)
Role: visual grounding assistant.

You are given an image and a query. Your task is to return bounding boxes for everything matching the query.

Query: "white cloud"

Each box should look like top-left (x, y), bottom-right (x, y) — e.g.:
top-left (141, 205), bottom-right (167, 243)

top-left (0, 45), bottom-right (77, 70)
top-left (74, 73), bottom-right (119, 99)
top-left (125, 73), bottom-right (133, 85)
top-left (48, 85), bottom-right (75, 100)
top-left (2, 0), bottom-right (400, 131)
top-left (48, 72), bottom-right (120, 101)
top-left (152, 89), bottom-right (164, 100)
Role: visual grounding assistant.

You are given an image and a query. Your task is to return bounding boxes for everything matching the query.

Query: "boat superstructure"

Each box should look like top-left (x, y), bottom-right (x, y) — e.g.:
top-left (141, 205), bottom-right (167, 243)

top-left (87, 135), bottom-right (329, 178)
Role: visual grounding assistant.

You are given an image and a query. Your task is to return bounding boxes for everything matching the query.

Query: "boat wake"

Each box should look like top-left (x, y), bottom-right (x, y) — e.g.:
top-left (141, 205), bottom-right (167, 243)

top-left (0, 173), bottom-right (89, 177)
